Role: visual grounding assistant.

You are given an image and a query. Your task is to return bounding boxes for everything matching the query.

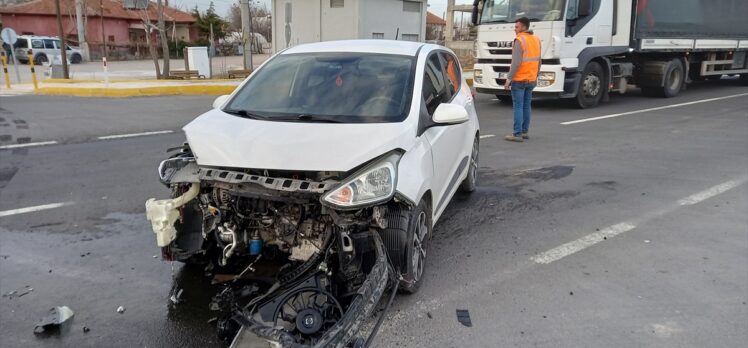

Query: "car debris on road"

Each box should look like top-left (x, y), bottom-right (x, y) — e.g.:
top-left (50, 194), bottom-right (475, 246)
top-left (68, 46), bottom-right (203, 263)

top-left (33, 306), bottom-right (74, 335)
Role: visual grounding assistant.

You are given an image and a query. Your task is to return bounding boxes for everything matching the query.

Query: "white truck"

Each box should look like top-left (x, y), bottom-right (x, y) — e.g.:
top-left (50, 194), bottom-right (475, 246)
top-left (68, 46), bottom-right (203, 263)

top-left (470, 0), bottom-right (748, 108)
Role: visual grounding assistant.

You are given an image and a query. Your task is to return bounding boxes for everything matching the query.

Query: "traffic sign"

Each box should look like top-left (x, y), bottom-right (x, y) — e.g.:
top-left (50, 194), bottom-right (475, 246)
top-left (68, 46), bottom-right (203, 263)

top-left (1, 28), bottom-right (18, 45)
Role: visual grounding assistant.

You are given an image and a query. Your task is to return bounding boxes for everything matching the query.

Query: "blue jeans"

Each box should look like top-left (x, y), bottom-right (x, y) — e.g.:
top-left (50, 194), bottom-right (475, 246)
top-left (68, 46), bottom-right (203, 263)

top-left (510, 82), bottom-right (535, 136)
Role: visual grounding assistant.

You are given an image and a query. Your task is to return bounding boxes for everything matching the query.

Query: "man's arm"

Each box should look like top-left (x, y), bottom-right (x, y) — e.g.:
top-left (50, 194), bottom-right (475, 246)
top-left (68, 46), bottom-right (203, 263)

top-left (506, 39), bottom-right (523, 82)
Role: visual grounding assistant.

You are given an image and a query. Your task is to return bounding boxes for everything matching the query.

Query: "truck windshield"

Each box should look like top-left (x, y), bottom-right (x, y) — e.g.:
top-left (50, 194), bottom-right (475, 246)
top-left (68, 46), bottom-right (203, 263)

top-left (481, 0), bottom-right (566, 23)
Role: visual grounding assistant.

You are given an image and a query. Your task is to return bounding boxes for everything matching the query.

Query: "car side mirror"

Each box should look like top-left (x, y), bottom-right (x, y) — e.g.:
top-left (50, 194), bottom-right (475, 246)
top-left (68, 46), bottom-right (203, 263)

top-left (432, 104), bottom-right (469, 125)
top-left (213, 95), bottom-right (230, 109)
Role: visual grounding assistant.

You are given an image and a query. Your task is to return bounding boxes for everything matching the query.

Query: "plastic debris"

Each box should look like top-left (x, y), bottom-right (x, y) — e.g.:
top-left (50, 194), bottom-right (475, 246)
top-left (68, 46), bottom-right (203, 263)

top-left (33, 306), bottom-right (75, 335)
top-left (456, 309), bottom-right (472, 327)
top-left (3, 285), bottom-right (33, 299)
top-left (170, 288), bottom-right (184, 305)
top-left (116, 306), bottom-right (126, 314)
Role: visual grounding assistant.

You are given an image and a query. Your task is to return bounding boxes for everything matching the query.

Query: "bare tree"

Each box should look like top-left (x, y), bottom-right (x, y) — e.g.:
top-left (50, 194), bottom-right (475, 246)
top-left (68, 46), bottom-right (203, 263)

top-left (157, 0), bottom-right (170, 77)
top-left (134, 9), bottom-right (161, 78)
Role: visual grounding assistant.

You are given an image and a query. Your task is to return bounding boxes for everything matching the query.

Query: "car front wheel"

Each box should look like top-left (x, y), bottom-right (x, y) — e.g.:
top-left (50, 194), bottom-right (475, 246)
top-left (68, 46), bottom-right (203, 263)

top-left (400, 200), bottom-right (431, 294)
top-left (459, 135), bottom-right (479, 193)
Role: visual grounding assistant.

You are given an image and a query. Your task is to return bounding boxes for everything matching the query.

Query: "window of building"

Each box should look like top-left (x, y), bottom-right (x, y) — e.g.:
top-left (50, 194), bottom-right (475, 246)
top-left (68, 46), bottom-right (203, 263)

top-left (330, 0), bottom-right (344, 8)
top-left (372, 32), bottom-right (384, 39)
top-left (108, 36), bottom-right (115, 42)
top-left (403, 0), bottom-right (420, 12)
top-left (401, 34), bottom-right (419, 42)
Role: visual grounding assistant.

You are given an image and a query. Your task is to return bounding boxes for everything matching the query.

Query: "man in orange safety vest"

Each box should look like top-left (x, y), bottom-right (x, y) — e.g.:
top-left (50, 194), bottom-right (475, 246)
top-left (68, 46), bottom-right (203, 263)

top-left (503, 17), bottom-right (541, 142)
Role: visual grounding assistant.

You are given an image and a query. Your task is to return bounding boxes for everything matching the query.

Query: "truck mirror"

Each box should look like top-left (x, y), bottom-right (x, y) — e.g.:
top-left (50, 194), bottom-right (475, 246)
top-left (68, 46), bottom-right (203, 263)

top-left (471, 0), bottom-right (481, 25)
top-left (578, 0), bottom-right (592, 17)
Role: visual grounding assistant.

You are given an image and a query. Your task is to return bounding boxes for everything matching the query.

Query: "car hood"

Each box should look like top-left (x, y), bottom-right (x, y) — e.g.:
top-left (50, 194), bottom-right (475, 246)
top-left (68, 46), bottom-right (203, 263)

top-left (183, 109), bottom-right (414, 172)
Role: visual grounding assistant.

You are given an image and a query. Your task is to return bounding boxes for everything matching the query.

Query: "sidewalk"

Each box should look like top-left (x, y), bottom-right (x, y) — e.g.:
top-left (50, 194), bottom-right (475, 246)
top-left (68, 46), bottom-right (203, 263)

top-left (1, 80), bottom-right (242, 97)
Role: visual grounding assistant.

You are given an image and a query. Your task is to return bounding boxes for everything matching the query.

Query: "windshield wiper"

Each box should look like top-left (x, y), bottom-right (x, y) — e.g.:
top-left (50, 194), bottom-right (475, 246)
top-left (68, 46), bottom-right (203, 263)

top-left (223, 109), bottom-right (271, 120)
top-left (273, 114), bottom-right (344, 123)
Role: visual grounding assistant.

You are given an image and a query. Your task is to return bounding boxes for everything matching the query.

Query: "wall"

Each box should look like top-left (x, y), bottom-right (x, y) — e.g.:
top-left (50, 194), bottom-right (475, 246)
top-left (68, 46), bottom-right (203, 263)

top-left (272, 0), bottom-right (321, 52)
top-left (360, 0), bottom-right (426, 41)
top-left (320, 0), bottom-right (358, 41)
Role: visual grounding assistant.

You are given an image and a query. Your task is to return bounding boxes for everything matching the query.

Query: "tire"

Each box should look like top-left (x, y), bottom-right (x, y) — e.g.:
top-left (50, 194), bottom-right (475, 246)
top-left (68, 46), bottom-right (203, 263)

top-left (574, 61), bottom-right (605, 109)
top-left (34, 54), bottom-right (48, 65)
top-left (643, 59), bottom-right (684, 98)
top-left (496, 95), bottom-right (512, 104)
top-left (70, 53), bottom-right (82, 64)
top-left (739, 74), bottom-right (748, 86)
top-left (459, 135), bottom-right (479, 193)
top-left (378, 201), bottom-right (432, 294)
top-left (401, 200), bottom-right (431, 294)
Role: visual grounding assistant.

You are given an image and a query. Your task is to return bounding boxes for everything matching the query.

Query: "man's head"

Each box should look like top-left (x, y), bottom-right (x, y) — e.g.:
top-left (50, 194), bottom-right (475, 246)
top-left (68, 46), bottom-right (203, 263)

top-left (515, 17), bottom-right (530, 34)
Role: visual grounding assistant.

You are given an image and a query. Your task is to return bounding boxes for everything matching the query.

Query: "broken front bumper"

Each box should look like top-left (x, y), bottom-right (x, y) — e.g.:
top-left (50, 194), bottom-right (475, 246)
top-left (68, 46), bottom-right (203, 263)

top-left (230, 231), bottom-right (392, 348)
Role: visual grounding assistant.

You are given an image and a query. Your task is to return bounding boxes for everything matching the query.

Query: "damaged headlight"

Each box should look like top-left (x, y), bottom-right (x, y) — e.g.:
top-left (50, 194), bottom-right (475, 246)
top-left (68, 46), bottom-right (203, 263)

top-left (322, 152), bottom-right (400, 209)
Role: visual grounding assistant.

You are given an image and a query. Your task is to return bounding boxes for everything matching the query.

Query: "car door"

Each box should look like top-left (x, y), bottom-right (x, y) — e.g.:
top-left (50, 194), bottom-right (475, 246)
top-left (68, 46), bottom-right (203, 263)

top-left (422, 51), bottom-right (473, 219)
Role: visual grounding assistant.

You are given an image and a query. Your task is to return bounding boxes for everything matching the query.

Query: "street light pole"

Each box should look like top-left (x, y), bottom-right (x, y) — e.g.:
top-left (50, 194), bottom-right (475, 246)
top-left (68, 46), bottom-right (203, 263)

top-left (54, 0), bottom-right (69, 78)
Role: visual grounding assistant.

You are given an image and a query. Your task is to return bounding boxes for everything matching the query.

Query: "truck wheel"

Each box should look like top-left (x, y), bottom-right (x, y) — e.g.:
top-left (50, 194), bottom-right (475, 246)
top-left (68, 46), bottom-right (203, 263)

top-left (574, 61), bottom-right (605, 109)
top-left (644, 59), bottom-right (684, 98)
top-left (495, 95), bottom-right (512, 104)
top-left (739, 74), bottom-right (748, 86)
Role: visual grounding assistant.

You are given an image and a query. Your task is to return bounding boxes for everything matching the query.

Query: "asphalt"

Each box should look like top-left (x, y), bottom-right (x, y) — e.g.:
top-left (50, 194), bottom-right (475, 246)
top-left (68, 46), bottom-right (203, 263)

top-left (0, 80), bottom-right (746, 347)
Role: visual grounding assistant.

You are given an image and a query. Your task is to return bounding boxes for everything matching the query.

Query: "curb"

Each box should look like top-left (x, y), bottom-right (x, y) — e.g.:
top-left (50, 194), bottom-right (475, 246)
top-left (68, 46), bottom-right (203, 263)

top-left (36, 85), bottom-right (237, 97)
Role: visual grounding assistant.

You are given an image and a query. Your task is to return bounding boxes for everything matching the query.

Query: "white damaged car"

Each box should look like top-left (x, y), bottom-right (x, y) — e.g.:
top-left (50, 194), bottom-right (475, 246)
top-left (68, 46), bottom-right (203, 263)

top-left (146, 40), bottom-right (480, 347)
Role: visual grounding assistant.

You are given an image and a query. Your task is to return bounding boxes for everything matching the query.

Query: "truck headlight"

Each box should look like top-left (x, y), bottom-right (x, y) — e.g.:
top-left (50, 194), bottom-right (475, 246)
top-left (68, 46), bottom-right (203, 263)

top-left (322, 153), bottom-right (400, 209)
top-left (538, 72), bottom-right (555, 81)
top-left (537, 72), bottom-right (555, 87)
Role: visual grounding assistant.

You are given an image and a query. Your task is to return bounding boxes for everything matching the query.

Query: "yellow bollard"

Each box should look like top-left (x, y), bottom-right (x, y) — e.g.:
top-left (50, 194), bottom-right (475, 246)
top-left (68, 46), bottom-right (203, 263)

top-left (28, 54), bottom-right (38, 90)
top-left (1, 53), bottom-right (11, 89)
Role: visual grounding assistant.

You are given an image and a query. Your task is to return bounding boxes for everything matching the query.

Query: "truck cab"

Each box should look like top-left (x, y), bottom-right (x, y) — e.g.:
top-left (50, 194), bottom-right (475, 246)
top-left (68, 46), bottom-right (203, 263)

top-left (472, 0), bottom-right (748, 108)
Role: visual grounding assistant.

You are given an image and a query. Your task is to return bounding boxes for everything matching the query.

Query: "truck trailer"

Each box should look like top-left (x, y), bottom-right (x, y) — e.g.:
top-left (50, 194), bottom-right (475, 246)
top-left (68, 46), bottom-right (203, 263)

top-left (470, 0), bottom-right (748, 108)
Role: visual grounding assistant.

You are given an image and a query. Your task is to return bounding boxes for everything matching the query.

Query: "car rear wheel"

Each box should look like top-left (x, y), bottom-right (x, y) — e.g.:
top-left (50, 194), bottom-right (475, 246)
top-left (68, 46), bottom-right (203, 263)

top-left (70, 53), bottom-right (82, 64)
top-left (34, 54), bottom-right (48, 65)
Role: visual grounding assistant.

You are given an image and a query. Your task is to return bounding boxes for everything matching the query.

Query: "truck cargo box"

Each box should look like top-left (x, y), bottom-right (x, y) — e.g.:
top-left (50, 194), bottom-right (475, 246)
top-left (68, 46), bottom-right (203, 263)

top-left (634, 0), bottom-right (748, 40)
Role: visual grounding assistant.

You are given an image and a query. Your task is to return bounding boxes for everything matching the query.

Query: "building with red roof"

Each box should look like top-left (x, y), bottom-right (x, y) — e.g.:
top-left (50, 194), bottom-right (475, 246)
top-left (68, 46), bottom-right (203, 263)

top-left (0, 0), bottom-right (197, 59)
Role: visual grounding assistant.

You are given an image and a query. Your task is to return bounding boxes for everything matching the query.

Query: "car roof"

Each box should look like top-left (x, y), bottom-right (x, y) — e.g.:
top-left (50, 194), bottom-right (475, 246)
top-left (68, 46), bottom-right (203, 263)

top-left (281, 40), bottom-right (426, 57)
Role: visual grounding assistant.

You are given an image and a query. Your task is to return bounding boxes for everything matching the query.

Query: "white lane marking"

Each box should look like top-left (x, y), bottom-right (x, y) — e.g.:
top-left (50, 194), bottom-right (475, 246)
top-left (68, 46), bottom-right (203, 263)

top-left (531, 222), bottom-right (637, 264)
top-left (678, 179), bottom-right (746, 206)
top-left (480, 134), bottom-right (496, 139)
top-left (97, 130), bottom-right (174, 140)
top-left (0, 202), bottom-right (75, 218)
top-left (561, 92), bottom-right (748, 125)
top-left (0, 141), bottom-right (58, 150)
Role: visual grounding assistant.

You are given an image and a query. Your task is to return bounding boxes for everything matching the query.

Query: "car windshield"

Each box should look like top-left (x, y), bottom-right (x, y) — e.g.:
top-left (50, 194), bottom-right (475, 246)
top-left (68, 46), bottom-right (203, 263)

top-left (481, 0), bottom-right (566, 23)
top-left (226, 53), bottom-right (415, 123)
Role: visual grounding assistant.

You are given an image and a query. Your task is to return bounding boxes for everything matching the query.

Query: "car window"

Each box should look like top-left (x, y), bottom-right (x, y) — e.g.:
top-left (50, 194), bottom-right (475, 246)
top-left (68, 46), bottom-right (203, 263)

top-left (227, 53), bottom-right (415, 123)
top-left (31, 40), bottom-right (44, 49)
top-left (14, 40), bottom-right (28, 49)
top-left (43, 39), bottom-right (56, 49)
top-left (422, 54), bottom-right (448, 115)
top-left (441, 52), bottom-right (461, 98)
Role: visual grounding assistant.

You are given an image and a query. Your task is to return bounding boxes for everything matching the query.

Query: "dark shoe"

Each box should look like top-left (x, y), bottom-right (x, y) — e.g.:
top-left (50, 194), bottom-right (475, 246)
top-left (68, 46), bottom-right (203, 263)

top-left (521, 133), bottom-right (529, 139)
top-left (504, 134), bottom-right (524, 142)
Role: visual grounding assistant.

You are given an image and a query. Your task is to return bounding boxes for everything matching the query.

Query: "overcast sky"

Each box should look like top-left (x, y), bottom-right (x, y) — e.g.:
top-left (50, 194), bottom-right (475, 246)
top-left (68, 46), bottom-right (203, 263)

top-left (175, 0), bottom-right (473, 20)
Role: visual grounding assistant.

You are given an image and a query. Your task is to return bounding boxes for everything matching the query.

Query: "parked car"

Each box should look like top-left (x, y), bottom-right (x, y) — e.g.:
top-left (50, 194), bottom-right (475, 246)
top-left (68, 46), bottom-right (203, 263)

top-left (13, 35), bottom-right (83, 65)
top-left (145, 40), bottom-right (480, 345)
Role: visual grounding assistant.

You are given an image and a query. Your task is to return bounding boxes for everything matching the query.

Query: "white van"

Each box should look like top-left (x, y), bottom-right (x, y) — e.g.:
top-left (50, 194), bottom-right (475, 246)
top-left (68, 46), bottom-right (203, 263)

top-left (13, 35), bottom-right (83, 65)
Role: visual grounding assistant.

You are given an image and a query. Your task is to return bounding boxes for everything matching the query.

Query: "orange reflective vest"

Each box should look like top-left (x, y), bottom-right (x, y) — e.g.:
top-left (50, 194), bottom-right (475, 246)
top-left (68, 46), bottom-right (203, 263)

top-left (513, 32), bottom-right (541, 82)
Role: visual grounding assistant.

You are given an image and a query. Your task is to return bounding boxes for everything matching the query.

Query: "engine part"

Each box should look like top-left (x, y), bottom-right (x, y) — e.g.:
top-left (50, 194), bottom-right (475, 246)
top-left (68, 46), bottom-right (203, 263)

top-left (219, 224), bottom-right (238, 266)
top-left (272, 287), bottom-right (343, 340)
top-left (249, 235), bottom-right (263, 256)
top-left (145, 184), bottom-right (200, 247)
top-left (289, 239), bottom-right (320, 262)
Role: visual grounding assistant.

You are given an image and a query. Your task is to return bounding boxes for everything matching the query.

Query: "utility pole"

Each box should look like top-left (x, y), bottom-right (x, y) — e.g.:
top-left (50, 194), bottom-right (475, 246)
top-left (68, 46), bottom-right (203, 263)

top-left (100, 0), bottom-right (107, 58)
top-left (240, 0), bottom-right (252, 70)
top-left (75, 0), bottom-right (89, 61)
top-left (54, 0), bottom-right (69, 78)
